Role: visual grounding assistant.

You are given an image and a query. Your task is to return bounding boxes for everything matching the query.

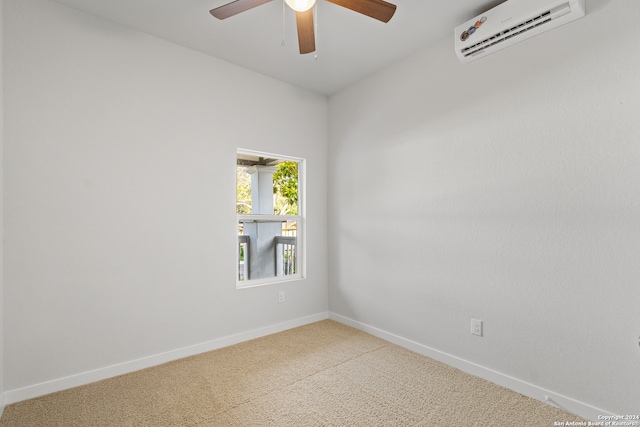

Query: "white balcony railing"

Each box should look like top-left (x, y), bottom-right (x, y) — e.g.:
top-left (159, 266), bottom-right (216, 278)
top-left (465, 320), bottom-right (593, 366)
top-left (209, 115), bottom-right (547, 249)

top-left (238, 235), bottom-right (250, 281)
top-left (275, 236), bottom-right (297, 276)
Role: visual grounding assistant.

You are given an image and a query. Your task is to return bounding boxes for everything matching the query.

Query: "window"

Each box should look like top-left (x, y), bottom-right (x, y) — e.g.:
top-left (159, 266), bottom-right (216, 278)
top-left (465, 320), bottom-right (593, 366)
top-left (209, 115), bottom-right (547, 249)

top-left (236, 149), bottom-right (304, 287)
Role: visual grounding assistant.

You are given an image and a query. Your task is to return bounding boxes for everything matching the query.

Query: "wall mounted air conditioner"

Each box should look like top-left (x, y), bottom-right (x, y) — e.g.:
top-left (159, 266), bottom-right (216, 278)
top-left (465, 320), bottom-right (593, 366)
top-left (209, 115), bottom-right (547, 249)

top-left (455, 0), bottom-right (586, 63)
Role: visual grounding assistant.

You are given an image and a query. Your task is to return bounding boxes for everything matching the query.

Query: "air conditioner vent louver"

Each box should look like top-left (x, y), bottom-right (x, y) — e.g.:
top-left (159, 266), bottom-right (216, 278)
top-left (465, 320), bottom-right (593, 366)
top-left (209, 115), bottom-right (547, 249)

top-left (462, 11), bottom-right (552, 58)
top-left (455, 0), bottom-right (585, 63)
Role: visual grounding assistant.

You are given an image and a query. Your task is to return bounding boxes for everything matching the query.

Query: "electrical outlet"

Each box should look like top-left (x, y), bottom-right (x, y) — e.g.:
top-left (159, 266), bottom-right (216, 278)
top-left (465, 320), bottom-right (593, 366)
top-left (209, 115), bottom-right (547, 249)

top-left (278, 291), bottom-right (285, 303)
top-left (471, 318), bottom-right (483, 337)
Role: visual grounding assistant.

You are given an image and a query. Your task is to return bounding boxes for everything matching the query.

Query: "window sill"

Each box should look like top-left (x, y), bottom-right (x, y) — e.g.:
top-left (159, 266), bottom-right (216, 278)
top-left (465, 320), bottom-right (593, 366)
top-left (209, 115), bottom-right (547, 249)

top-left (236, 274), bottom-right (305, 289)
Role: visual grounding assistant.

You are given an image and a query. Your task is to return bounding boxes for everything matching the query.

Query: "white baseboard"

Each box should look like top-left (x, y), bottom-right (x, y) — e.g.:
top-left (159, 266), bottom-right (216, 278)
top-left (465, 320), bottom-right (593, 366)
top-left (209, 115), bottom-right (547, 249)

top-left (0, 392), bottom-right (6, 420)
top-left (4, 311), bottom-right (329, 405)
top-left (329, 312), bottom-right (613, 422)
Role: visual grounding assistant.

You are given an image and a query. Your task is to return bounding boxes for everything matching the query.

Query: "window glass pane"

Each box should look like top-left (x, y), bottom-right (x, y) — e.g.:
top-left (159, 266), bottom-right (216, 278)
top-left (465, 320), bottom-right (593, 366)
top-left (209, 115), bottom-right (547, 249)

top-left (235, 158), bottom-right (298, 216)
top-left (237, 219), bottom-right (298, 282)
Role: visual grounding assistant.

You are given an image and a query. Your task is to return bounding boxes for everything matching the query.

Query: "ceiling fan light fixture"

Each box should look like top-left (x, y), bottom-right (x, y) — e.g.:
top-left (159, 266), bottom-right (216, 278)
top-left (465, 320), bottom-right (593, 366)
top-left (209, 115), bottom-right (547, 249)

top-left (285, 0), bottom-right (317, 12)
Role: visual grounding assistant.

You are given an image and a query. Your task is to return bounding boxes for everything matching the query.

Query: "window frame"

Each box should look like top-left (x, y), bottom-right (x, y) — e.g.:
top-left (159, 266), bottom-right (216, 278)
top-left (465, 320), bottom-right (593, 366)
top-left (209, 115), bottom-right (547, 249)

top-left (236, 148), bottom-right (305, 289)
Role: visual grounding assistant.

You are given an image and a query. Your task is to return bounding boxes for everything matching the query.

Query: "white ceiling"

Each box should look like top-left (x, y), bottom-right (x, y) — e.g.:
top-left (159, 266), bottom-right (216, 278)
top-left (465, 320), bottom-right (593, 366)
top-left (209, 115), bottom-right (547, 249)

top-left (48, 0), bottom-right (499, 95)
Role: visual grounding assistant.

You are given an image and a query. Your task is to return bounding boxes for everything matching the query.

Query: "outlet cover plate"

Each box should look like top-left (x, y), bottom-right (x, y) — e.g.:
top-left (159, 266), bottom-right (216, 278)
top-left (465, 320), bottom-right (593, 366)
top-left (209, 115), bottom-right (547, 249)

top-left (471, 318), bottom-right (483, 337)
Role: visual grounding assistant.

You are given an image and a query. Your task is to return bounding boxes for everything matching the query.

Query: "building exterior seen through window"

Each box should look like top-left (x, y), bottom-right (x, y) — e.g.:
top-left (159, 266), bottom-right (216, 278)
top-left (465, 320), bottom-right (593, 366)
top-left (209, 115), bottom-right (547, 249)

top-left (236, 150), bottom-right (303, 286)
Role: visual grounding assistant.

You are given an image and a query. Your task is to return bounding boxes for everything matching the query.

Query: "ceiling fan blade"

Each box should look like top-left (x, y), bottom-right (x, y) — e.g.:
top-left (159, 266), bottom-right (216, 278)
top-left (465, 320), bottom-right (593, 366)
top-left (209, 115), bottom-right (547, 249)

top-left (327, 0), bottom-right (396, 23)
top-left (210, 0), bottom-right (273, 20)
top-left (296, 9), bottom-right (316, 54)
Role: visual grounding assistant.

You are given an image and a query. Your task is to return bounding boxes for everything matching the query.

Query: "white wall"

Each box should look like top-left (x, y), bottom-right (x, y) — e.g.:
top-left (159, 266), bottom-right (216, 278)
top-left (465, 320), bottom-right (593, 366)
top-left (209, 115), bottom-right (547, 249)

top-left (3, 0), bottom-right (327, 396)
top-left (328, 0), bottom-right (640, 417)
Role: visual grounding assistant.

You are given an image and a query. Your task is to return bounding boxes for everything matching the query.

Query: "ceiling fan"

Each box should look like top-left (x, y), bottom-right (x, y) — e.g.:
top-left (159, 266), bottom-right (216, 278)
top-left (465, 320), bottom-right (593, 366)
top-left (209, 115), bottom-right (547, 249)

top-left (209, 0), bottom-right (397, 55)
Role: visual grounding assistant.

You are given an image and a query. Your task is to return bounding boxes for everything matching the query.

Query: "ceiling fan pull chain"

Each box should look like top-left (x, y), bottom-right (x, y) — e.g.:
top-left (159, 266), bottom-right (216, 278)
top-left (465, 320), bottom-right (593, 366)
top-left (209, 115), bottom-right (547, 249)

top-left (314, 1), bottom-right (318, 60)
top-left (281, 0), bottom-right (286, 47)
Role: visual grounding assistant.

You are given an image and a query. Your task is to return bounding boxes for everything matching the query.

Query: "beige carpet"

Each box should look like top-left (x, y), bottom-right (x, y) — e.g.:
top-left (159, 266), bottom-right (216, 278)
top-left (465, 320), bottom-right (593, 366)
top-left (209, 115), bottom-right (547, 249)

top-left (0, 320), bottom-right (587, 426)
